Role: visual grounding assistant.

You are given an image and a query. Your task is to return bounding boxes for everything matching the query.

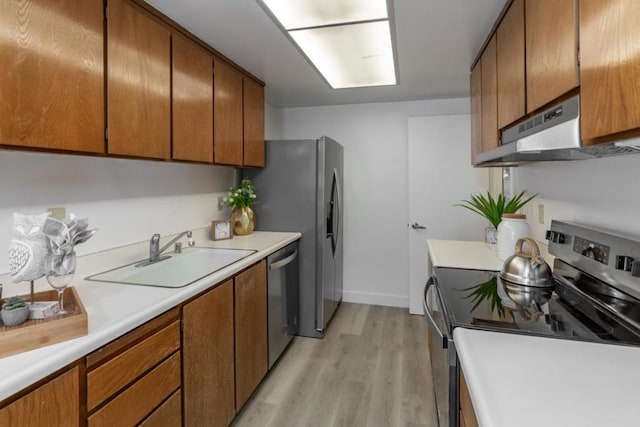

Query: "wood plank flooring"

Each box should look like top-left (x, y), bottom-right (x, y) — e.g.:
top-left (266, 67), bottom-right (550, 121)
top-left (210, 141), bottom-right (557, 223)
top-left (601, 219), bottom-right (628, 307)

top-left (233, 303), bottom-right (437, 427)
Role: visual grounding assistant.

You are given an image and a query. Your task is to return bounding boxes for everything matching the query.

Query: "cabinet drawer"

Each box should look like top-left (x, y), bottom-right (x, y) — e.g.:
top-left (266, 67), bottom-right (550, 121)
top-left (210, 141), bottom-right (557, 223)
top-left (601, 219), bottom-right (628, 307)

top-left (88, 352), bottom-right (181, 427)
top-left (87, 321), bottom-right (180, 410)
top-left (139, 389), bottom-right (182, 427)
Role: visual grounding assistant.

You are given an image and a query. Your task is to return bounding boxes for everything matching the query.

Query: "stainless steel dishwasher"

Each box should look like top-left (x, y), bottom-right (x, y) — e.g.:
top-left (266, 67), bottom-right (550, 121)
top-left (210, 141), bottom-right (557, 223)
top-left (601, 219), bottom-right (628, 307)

top-left (267, 241), bottom-right (299, 368)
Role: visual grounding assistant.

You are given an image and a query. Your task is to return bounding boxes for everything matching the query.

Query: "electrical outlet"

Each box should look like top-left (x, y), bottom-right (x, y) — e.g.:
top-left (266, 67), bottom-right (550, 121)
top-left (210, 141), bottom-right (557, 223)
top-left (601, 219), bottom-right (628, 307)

top-left (47, 207), bottom-right (66, 220)
top-left (217, 196), bottom-right (224, 211)
top-left (538, 204), bottom-right (545, 225)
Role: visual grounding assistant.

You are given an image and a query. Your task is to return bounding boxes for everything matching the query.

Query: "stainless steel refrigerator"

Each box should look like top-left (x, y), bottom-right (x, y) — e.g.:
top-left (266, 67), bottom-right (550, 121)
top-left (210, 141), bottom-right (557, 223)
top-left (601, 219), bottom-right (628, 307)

top-left (245, 136), bottom-right (343, 338)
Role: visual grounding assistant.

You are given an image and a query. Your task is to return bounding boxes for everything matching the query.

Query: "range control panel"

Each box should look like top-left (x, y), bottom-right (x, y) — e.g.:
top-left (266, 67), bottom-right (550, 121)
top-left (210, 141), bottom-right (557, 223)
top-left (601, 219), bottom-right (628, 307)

top-left (574, 236), bottom-right (610, 265)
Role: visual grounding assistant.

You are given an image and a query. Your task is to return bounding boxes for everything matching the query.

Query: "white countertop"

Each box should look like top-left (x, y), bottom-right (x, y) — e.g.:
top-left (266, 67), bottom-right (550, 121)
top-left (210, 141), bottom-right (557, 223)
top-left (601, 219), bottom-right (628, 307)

top-left (0, 230), bottom-right (300, 402)
top-left (427, 239), bottom-right (503, 271)
top-left (455, 328), bottom-right (640, 427)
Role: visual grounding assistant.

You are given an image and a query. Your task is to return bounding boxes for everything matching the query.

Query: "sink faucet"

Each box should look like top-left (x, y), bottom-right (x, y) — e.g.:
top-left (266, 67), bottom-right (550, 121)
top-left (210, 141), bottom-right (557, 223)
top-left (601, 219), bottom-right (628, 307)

top-left (137, 231), bottom-right (195, 267)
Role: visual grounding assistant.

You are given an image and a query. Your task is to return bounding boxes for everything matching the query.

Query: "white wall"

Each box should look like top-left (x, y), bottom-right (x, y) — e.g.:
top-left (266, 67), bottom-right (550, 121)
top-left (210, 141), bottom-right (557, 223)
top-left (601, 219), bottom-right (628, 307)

top-left (279, 98), bottom-right (472, 307)
top-left (264, 103), bottom-right (283, 140)
top-left (512, 154), bottom-right (640, 256)
top-left (0, 150), bottom-right (235, 274)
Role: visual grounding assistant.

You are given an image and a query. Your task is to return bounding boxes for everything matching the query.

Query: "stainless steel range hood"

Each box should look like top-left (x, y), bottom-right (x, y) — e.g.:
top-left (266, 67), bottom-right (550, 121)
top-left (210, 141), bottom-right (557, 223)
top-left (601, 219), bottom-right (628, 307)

top-left (476, 95), bottom-right (640, 166)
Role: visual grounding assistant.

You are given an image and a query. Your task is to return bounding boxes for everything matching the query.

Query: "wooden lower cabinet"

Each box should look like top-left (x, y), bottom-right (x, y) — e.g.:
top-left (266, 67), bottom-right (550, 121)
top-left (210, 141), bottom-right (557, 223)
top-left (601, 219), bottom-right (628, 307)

top-left (86, 308), bottom-right (181, 427)
top-left (139, 389), bottom-right (182, 427)
top-left (234, 260), bottom-right (268, 409)
top-left (182, 279), bottom-right (235, 427)
top-left (0, 366), bottom-right (80, 426)
top-left (1, 258), bottom-right (273, 427)
top-left (459, 368), bottom-right (479, 427)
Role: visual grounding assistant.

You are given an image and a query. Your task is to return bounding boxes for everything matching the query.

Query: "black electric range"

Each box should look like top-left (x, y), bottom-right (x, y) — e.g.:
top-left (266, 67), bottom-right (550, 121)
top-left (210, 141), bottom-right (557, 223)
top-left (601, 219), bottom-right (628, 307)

top-left (431, 220), bottom-right (640, 346)
top-left (433, 261), bottom-right (640, 345)
top-left (424, 220), bottom-right (640, 427)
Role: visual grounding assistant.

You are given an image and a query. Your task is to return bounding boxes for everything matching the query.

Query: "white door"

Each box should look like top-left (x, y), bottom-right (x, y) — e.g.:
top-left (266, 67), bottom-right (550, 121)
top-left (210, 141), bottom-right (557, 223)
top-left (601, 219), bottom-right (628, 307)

top-left (408, 115), bottom-right (489, 314)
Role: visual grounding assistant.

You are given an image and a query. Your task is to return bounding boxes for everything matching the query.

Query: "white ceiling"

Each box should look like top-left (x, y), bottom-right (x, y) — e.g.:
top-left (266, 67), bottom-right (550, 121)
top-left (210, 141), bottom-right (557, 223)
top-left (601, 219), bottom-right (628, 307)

top-left (146, 0), bottom-right (508, 108)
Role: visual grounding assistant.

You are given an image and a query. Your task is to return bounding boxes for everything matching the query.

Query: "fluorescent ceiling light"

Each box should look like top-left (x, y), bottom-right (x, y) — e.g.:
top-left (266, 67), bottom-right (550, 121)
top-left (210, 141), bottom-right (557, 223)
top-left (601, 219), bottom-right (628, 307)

top-left (290, 21), bottom-right (395, 89)
top-left (259, 0), bottom-right (397, 89)
top-left (261, 0), bottom-right (388, 29)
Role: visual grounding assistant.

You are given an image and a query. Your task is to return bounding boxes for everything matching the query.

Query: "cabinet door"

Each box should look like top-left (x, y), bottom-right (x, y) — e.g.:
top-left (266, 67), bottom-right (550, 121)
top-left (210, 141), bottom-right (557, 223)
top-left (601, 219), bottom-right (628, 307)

top-left (481, 35), bottom-right (498, 152)
top-left (497, 0), bottom-right (525, 129)
top-left (172, 34), bottom-right (214, 163)
top-left (182, 280), bottom-right (235, 427)
top-left (0, 366), bottom-right (79, 426)
top-left (0, 0), bottom-right (104, 153)
top-left (526, 0), bottom-right (578, 113)
top-left (470, 62), bottom-right (482, 165)
top-left (243, 78), bottom-right (265, 167)
top-left (107, 0), bottom-right (171, 159)
top-left (234, 260), bottom-right (268, 409)
top-left (580, 0), bottom-right (640, 141)
top-left (214, 58), bottom-right (243, 166)
top-left (459, 369), bottom-right (479, 427)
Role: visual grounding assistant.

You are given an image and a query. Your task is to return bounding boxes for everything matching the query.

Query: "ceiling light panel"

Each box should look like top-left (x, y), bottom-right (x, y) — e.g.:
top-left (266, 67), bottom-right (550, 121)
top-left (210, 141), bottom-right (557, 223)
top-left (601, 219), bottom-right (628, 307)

top-left (289, 21), bottom-right (396, 89)
top-left (261, 0), bottom-right (388, 29)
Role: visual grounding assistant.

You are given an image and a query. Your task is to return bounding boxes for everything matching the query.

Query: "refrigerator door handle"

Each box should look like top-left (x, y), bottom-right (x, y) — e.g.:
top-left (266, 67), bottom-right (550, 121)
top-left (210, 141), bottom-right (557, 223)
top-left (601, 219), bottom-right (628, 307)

top-left (326, 170), bottom-right (339, 253)
top-left (333, 169), bottom-right (341, 254)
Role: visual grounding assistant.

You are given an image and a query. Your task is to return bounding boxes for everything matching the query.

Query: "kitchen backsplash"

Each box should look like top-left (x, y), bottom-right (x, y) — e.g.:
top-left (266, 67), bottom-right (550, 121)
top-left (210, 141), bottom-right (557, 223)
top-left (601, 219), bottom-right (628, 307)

top-left (513, 153), bottom-right (640, 257)
top-left (0, 150), bottom-right (235, 274)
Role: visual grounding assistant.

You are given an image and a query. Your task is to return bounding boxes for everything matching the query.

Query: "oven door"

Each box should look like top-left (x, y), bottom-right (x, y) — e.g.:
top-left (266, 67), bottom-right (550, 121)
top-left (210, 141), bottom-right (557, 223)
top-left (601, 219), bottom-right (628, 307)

top-left (423, 276), bottom-right (458, 427)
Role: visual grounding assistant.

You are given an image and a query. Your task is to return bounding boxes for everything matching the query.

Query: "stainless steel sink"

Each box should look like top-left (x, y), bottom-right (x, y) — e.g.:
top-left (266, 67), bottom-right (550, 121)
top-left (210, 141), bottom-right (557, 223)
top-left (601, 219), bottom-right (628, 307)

top-left (86, 247), bottom-right (256, 288)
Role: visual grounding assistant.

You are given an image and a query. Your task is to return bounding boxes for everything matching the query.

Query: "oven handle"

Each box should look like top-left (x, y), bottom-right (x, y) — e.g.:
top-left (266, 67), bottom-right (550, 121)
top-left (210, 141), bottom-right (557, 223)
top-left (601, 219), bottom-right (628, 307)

top-left (423, 276), bottom-right (448, 349)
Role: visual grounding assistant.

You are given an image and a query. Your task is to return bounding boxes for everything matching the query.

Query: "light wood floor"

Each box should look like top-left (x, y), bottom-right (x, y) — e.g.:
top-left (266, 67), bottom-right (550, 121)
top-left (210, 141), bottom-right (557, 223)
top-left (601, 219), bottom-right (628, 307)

top-left (233, 303), bottom-right (437, 427)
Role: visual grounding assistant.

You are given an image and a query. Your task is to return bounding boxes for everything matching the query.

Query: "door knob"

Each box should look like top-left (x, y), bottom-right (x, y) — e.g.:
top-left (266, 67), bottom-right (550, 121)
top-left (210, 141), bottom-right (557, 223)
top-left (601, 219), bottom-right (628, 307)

top-left (409, 222), bottom-right (427, 230)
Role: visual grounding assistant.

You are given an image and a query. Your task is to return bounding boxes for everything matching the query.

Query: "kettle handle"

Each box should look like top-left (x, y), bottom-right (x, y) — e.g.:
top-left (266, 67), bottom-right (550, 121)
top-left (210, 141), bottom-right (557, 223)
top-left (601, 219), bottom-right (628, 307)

top-left (515, 237), bottom-right (545, 265)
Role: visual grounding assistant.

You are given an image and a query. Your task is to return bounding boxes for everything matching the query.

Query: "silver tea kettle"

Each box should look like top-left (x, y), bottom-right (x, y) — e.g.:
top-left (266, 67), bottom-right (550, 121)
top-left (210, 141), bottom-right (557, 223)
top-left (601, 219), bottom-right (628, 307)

top-left (500, 237), bottom-right (554, 287)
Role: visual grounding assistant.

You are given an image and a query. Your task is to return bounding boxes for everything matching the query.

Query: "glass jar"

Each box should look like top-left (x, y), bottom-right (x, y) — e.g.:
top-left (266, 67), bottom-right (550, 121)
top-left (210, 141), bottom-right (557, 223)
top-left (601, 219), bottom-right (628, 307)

top-left (485, 226), bottom-right (498, 251)
top-left (498, 214), bottom-right (531, 260)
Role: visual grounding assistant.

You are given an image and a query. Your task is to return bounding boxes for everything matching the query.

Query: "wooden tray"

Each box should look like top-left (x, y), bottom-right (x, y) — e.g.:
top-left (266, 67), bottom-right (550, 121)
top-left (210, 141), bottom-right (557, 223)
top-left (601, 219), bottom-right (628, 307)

top-left (0, 287), bottom-right (88, 359)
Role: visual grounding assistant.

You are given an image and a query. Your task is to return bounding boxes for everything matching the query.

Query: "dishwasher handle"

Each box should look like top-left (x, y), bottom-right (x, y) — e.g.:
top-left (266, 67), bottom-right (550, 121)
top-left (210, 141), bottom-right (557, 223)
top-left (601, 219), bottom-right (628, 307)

top-left (423, 277), bottom-right (448, 349)
top-left (269, 249), bottom-right (298, 271)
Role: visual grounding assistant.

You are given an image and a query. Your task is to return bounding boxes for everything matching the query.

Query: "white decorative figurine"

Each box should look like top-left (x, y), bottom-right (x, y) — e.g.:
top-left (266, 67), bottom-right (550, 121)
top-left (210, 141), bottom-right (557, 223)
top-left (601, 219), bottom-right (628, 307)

top-left (8, 213), bottom-right (51, 283)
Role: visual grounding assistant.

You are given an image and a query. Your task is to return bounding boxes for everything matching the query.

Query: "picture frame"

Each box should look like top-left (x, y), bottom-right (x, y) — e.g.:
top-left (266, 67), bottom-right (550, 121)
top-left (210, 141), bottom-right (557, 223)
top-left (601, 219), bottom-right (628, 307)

top-left (211, 220), bottom-right (233, 241)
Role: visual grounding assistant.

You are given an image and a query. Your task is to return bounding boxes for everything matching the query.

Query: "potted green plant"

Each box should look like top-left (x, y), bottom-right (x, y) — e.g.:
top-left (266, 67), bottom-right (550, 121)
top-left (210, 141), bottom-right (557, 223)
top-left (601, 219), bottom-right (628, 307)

top-left (457, 191), bottom-right (537, 249)
top-left (1, 296), bottom-right (29, 327)
top-left (224, 178), bottom-right (258, 236)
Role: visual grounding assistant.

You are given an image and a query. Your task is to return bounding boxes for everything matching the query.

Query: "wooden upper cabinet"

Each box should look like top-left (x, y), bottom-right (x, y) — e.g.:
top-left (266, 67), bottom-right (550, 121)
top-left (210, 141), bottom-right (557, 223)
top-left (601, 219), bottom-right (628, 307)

top-left (497, 0), bottom-right (525, 129)
top-left (107, 0), bottom-right (171, 159)
top-left (172, 34), bottom-right (214, 163)
top-left (183, 280), bottom-right (235, 427)
top-left (0, 366), bottom-right (80, 426)
top-left (470, 63), bottom-right (482, 165)
top-left (0, 0), bottom-right (104, 153)
top-left (526, 0), bottom-right (578, 113)
top-left (243, 78), bottom-right (265, 167)
top-left (234, 261), bottom-right (268, 409)
top-left (580, 0), bottom-right (640, 141)
top-left (214, 58), bottom-right (243, 166)
top-left (481, 35), bottom-right (498, 152)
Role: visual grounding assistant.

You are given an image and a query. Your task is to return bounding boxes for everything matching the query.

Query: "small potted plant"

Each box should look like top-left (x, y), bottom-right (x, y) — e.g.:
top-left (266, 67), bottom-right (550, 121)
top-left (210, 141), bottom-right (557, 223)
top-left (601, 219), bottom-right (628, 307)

top-left (457, 191), bottom-right (537, 249)
top-left (1, 296), bottom-right (29, 327)
top-left (224, 178), bottom-right (258, 236)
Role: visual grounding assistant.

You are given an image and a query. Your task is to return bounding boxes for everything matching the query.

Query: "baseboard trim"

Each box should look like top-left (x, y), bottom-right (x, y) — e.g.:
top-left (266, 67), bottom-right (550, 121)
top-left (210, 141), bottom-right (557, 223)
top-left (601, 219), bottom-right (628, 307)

top-left (342, 290), bottom-right (408, 308)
